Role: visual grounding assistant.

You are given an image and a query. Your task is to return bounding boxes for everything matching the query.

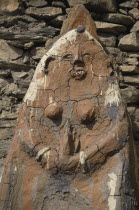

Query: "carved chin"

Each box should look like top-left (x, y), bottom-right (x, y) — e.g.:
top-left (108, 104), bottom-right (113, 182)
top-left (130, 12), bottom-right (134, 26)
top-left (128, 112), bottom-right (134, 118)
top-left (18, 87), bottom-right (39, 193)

top-left (70, 69), bottom-right (87, 80)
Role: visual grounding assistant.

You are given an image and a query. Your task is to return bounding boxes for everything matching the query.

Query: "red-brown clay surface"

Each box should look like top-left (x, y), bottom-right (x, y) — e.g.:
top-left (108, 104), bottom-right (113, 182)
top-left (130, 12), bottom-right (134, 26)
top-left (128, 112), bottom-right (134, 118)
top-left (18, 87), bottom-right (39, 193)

top-left (0, 5), bottom-right (138, 210)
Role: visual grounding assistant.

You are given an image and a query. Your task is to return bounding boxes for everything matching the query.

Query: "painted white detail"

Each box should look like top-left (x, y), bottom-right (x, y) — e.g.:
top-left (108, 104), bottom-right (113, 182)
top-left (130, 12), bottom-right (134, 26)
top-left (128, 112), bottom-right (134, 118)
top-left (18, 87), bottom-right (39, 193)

top-left (105, 83), bottom-right (121, 107)
top-left (24, 29), bottom-right (106, 103)
top-left (44, 150), bottom-right (51, 169)
top-left (0, 168), bottom-right (3, 184)
top-left (46, 29), bottom-right (78, 57)
top-left (108, 173), bottom-right (117, 210)
top-left (24, 77), bottom-right (45, 102)
top-left (24, 30), bottom-right (78, 103)
top-left (36, 147), bottom-right (50, 160)
top-left (80, 151), bottom-right (86, 165)
top-left (14, 166), bottom-right (17, 172)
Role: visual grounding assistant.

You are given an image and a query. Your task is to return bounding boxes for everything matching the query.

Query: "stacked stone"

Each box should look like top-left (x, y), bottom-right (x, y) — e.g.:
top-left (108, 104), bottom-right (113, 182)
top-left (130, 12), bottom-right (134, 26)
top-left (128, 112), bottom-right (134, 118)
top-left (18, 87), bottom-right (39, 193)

top-left (0, 0), bottom-right (139, 174)
top-left (0, 0), bottom-right (67, 175)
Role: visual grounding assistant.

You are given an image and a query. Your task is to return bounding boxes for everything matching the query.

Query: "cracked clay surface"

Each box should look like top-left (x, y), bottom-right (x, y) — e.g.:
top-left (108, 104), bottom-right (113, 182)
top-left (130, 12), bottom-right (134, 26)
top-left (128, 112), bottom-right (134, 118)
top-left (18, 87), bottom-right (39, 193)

top-left (0, 11), bottom-right (138, 210)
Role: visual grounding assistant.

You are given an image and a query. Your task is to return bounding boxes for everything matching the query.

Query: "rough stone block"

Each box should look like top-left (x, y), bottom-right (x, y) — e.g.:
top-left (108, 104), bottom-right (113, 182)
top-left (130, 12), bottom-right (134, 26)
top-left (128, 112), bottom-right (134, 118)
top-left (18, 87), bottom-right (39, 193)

top-left (0, 0), bottom-right (20, 13)
top-left (124, 57), bottom-right (138, 65)
top-left (31, 47), bottom-right (46, 61)
top-left (118, 32), bottom-right (139, 51)
top-left (131, 21), bottom-right (139, 32)
top-left (102, 13), bottom-right (134, 26)
top-left (67, 0), bottom-right (117, 12)
top-left (98, 33), bottom-right (116, 47)
top-left (27, 0), bottom-right (48, 8)
top-left (129, 8), bottom-right (139, 20)
top-left (26, 7), bottom-right (63, 19)
top-left (121, 86), bottom-right (139, 103)
top-left (120, 65), bottom-right (139, 73)
top-left (0, 39), bottom-right (23, 62)
top-left (124, 76), bottom-right (139, 85)
top-left (119, 1), bottom-right (138, 9)
top-left (96, 21), bottom-right (126, 35)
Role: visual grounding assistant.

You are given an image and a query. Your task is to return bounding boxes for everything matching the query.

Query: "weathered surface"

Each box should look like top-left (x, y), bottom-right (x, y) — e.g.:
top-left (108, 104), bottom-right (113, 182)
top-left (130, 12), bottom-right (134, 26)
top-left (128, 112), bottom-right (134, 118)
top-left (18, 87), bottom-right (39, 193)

top-left (128, 107), bottom-right (139, 140)
top-left (119, 32), bottom-right (139, 51)
top-left (119, 1), bottom-right (138, 9)
top-left (67, 0), bottom-right (117, 12)
top-left (0, 0), bottom-right (20, 13)
top-left (124, 76), bottom-right (139, 85)
top-left (26, 0), bottom-right (48, 8)
top-left (0, 27), bottom-right (59, 43)
top-left (99, 33), bottom-right (116, 47)
top-left (0, 5), bottom-right (139, 210)
top-left (102, 13), bottom-right (134, 26)
top-left (0, 39), bottom-right (23, 62)
top-left (0, 0), bottom-right (138, 186)
top-left (131, 21), bottom-right (139, 32)
top-left (121, 86), bottom-right (139, 104)
top-left (120, 65), bottom-right (139, 73)
top-left (26, 7), bottom-right (63, 19)
top-left (61, 4), bottom-right (98, 40)
top-left (128, 8), bottom-right (139, 20)
top-left (95, 21), bottom-right (127, 35)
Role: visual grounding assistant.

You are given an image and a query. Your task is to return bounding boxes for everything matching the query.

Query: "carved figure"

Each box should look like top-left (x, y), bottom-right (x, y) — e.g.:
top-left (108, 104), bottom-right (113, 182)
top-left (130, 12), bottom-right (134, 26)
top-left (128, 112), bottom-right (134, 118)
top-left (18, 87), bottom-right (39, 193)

top-left (0, 5), bottom-right (138, 210)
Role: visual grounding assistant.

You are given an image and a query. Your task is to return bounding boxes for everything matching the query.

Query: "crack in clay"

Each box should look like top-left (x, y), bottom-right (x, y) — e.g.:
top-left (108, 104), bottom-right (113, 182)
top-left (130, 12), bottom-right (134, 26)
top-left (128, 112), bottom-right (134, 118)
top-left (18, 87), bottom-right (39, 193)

top-left (1, 11), bottom-right (138, 209)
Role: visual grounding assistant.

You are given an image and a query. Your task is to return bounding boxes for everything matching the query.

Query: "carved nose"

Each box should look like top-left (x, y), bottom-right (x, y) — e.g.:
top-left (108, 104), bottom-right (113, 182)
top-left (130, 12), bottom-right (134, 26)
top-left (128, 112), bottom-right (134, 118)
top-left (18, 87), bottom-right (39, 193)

top-left (73, 45), bottom-right (84, 66)
top-left (73, 60), bottom-right (85, 67)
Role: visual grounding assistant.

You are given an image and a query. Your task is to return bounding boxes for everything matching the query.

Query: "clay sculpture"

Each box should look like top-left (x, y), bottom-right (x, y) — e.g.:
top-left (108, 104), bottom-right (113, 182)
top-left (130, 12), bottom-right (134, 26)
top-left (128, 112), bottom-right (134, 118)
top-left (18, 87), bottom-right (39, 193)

top-left (0, 5), bottom-right (138, 210)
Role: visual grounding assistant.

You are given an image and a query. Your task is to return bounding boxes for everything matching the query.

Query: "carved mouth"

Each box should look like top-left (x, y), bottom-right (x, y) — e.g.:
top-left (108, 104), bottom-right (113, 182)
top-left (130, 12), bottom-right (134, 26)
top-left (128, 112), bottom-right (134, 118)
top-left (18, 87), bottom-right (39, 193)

top-left (70, 69), bottom-right (87, 80)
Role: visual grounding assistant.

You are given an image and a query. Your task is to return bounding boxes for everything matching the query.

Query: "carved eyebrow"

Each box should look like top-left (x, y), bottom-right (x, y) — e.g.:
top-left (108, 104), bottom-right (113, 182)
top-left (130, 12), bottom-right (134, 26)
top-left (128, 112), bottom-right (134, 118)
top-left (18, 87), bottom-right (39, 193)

top-left (82, 53), bottom-right (91, 56)
top-left (63, 53), bottom-right (72, 57)
top-left (44, 56), bottom-right (55, 74)
top-left (63, 54), bottom-right (73, 60)
top-left (45, 56), bottom-right (55, 69)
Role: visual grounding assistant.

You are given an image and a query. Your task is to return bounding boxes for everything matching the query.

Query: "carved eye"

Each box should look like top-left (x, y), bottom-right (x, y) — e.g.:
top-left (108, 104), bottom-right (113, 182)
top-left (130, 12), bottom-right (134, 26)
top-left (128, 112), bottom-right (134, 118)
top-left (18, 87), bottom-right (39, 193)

top-left (82, 53), bottom-right (91, 62)
top-left (63, 54), bottom-right (73, 61)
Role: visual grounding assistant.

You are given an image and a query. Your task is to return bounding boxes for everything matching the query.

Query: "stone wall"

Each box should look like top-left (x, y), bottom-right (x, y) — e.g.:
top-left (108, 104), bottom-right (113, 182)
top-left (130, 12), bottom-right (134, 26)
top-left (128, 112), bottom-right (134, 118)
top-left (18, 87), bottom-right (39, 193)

top-left (0, 0), bottom-right (139, 171)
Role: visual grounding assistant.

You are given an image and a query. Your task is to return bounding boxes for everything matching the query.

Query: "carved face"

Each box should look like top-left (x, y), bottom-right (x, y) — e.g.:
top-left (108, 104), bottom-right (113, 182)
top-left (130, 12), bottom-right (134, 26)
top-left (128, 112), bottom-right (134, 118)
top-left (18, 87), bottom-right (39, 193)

top-left (42, 33), bottom-right (111, 103)
top-left (45, 34), bottom-right (101, 81)
top-left (62, 42), bottom-right (94, 80)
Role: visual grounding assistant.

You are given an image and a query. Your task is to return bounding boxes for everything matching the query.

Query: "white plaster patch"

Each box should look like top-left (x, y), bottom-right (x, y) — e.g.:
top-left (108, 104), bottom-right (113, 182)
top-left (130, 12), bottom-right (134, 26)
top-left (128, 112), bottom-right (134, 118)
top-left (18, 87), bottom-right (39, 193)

top-left (36, 147), bottom-right (50, 160)
top-left (80, 151), bottom-right (86, 165)
top-left (14, 166), bottom-right (17, 172)
top-left (46, 29), bottom-right (78, 57)
top-left (108, 173), bottom-right (117, 210)
top-left (105, 83), bottom-right (121, 107)
top-left (24, 77), bottom-right (45, 102)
